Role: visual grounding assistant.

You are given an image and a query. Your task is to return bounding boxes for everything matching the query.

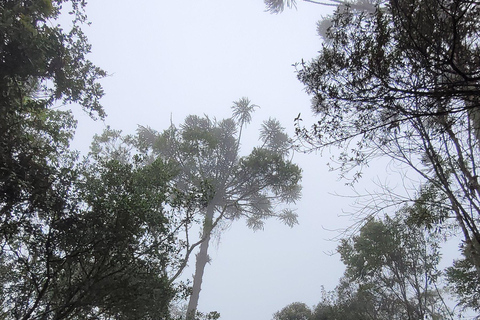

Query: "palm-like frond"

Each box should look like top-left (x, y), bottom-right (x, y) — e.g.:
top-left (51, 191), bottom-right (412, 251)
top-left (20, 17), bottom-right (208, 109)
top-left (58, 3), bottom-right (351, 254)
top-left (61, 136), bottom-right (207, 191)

top-left (264, 0), bottom-right (297, 13)
top-left (231, 97), bottom-right (259, 126)
top-left (260, 118), bottom-right (290, 155)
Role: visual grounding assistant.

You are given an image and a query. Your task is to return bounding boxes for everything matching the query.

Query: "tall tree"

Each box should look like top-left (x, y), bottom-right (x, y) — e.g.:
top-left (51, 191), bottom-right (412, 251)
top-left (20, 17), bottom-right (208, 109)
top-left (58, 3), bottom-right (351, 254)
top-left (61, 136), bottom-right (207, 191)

top-left (0, 1), bottom-right (180, 318)
top-left (136, 98), bottom-right (302, 319)
top-left (293, 0), bottom-right (480, 300)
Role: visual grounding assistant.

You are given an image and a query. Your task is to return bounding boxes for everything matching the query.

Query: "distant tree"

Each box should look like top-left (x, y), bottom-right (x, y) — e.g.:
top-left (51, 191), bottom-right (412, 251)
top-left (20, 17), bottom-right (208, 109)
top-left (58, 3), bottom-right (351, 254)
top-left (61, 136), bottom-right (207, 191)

top-left (337, 215), bottom-right (453, 319)
top-left (273, 289), bottom-right (376, 320)
top-left (293, 0), bottom-right (480, 302)
top-left (275, 211), bottom-right (454, 320)
top-left (311, 283), bottom-right (376, 320)
top-left (273, 302), bottom-right (312, 320)
top-left (136, 98), bottom-right (302, 319)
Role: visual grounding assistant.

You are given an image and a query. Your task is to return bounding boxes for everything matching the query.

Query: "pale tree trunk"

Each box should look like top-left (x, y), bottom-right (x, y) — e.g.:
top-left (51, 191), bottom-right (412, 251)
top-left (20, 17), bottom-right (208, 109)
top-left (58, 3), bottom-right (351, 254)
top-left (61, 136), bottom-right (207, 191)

top-left (467, 96), bottom-right (480, 146)
top-left (186, 202), bottom-right (215, 320)
top-left (466, 95), bottom-right (480, 276)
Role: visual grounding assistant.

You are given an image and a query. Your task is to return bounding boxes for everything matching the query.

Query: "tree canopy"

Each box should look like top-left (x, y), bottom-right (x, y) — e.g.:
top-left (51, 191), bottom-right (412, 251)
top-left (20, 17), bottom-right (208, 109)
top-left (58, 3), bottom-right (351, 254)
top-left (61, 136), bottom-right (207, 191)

top-left (273, 302), bottom-right (312, 320)
top-left (0, 1), bottom-right (180, 318)
top-left (293, 0), bottom-right (480, 307)
top-left (273, 211), bottom-right (454, 319)
top-left (134, 98), bottom-right (302, 318)
top-left (337, 215), bottom-right (451, 319)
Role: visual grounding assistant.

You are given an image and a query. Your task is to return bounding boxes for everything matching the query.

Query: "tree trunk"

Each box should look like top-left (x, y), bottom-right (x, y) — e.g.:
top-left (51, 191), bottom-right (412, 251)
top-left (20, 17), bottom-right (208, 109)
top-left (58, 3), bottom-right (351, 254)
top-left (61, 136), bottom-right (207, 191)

top-left (186, 202), bottom-right (215, 320)
top-left (467, 96), bottom-right (480, 147)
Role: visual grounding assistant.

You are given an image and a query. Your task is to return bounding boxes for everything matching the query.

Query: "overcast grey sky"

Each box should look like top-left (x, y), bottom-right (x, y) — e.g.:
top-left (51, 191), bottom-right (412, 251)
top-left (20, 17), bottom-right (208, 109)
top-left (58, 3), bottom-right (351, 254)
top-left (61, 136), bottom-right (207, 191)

top-left (66, 1), bottom-right (452, 319)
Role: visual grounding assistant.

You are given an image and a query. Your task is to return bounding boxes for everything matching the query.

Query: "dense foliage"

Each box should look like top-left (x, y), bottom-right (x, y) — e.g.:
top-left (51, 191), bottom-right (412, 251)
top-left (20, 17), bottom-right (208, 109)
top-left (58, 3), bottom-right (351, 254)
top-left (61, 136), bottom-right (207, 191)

top-left (292, 0), bottom-right (480, 310)
top-left (0, 1), bottom-right (179, 318)
top-left (273, 302), bottom-right (312, 320)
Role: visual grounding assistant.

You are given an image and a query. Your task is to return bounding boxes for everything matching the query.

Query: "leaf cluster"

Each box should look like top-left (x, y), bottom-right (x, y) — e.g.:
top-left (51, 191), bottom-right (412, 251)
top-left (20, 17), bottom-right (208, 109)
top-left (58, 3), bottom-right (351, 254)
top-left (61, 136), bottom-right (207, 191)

top-left (0, 0), bottom-right (106, 118)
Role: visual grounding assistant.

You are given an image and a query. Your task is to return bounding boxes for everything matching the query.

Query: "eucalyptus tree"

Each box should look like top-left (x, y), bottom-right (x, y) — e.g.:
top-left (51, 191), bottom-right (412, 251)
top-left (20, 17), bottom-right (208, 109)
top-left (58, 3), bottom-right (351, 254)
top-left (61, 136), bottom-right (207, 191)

top-left (137, 98), bottom-right (302, 319)
top-left (291, 0), bottom-right (480, 303)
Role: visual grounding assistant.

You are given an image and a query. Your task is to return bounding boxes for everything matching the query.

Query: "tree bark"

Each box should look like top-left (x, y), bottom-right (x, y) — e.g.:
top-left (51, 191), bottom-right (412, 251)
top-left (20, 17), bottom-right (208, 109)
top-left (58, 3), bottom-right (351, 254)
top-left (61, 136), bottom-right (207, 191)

top-left (186, 202), bottom-right (215, 320)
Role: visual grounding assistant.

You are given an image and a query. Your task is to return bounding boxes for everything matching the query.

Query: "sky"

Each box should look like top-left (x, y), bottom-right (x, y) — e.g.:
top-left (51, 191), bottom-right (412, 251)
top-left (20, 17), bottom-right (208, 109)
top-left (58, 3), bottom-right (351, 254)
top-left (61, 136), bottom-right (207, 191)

top-left (65, 1), bottom-right (460, 319)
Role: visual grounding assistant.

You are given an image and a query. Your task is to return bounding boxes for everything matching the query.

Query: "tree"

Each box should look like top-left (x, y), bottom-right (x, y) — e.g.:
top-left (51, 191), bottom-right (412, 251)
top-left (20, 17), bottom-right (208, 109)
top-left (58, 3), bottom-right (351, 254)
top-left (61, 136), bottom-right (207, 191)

top-left (446, 254), bottom-right (480, 313)
top-left (275, 211), bottom-right (454, 320)
top-left (0, 0), bottom-right (106, 117)
top-left (1, 0), bottom-right (106, 246)
top-left (273, 302), bottom-right (312, 320)
top-left (337, 215), bottom-right (453, 319)
top-left (311, 284), bottom-right (378, 320)
top-left (136, 98), bottom-right (302, 319)
top-left (292, 0), bottom-right (480, 304)
top-left (0, 1), bottom-right (180, 318)
top-left (1, 154), bottom-right (178, 319)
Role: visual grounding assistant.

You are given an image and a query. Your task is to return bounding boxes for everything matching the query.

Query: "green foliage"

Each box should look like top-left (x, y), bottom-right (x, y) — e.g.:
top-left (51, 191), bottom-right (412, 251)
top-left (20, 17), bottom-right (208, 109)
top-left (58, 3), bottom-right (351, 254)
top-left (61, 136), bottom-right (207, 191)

top-left (1, 155), bottom-right (177, 319)
top-left (0, 0), bottom-right (105, 249)
top-left (404, 182), bottom-right (450, 231)
top-left (447, 252), bottom-right (480, 312)
top-left (0, 0), bottom-right (106, 117)
top-left (275, 210), bottom-right (454, 319)
top-left (273, 302), bottom-right (312, 320)
top-left (0, 106), bottom-right (76, 232)
top-left (337, 215), bottom-right (449, 319)
top-left (0, 1), bottom-right (179, 318)
top-left (293, 0), bottom-right (480, 309)
top-left (311, 283), bottom-right (374, 320)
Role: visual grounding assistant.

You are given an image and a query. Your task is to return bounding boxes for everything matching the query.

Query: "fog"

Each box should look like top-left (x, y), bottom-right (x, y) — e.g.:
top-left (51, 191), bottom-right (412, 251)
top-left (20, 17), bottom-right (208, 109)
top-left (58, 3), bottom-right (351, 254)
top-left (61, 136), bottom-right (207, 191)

top-left (68, 1), bottom-right (462, 319)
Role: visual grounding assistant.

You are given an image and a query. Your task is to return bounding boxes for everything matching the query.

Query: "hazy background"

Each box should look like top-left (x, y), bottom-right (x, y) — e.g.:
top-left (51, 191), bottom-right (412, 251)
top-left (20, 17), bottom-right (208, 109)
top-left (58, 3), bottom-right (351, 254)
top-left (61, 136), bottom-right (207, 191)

top-left (66, 1), bottom-right (441, 319)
